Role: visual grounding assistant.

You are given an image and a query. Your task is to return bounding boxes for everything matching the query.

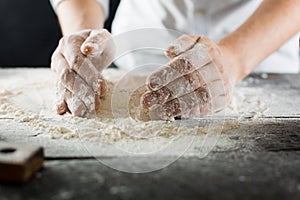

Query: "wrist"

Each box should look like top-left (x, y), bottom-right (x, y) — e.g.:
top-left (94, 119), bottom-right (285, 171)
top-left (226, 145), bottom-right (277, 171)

top-left (218, 40), bottom-right (250, 84)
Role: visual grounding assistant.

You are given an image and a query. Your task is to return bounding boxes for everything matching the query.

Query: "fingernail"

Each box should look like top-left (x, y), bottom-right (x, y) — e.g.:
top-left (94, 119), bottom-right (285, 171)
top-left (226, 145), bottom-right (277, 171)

top-left (57, 101), bottom-right (68, 115)
top-left (83, 46), bottom-right (94, 55)
top-left (147, 76), bottom-right (161, 91)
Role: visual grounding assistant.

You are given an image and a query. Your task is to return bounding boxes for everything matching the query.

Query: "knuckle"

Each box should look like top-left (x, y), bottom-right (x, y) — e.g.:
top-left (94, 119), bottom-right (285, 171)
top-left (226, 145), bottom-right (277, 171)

top-left (169, 57), bottom-right (194, 73)
top-left (60, 68), bottom-right (71, 82)
top-left (58, 37), bottom-right (64, 46)
top-left (50, 52), bottom-right (62, 71)
top-left (195, 87), bottom-right (210, 104)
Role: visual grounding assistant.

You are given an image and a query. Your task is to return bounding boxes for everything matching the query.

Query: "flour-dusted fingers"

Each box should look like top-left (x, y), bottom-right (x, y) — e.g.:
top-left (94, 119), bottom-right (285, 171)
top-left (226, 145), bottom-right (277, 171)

top-left (58, 79), bottom-right (100, 117)
top-left (146, 57), bottom-right (195, 91)
top-left (141, 88), bottom-right (171, 110)
top-left (81, 29), bottom-right (111, 56)
top-left (51, 51), bottom-right (94, 101)
top-left (60, 29), bottom-right (112, 96)
top-left (51, 50), bottom-right (99, 116)
top-left (81, 29), bottom-right (116, 71)
top-left (145, 74), bottom-right (229, 119)
top-left (57, 101), bottom-right (69, 115)
top-left (59, 80), bottom-right (100, 117)
top-left (56, 81), bottom-right (69, 115)
top-left (165, 35), bottom-right (200, 58)
top-left (95, 76), bottom-right (107, 97)
top-left (50, 29), bottom-right (114, 118)
top-left (61, 69), bottom-right (98, 114)
top-left (51, 47), bottom-right (68, 74)
top-left (55, 81), bottom-right (88, 117)
top-left (199, 95), bottom-right (227, 115)
top-left (142, 68), bottom-right (206, 109)
top-left (151, 87), bottom-right (210, 120)
top-left (147, 44), bottom-right (212, 91)
top-left (51, 51), bottom-right (70, 115)
top-left (60, 29), bottom-right (91, 71)
top-left (80, 29), bottom-right (114, 96)
top-left (166, 35), bottom-right (213, 69)
top-left (198, 80), bottom-right (228, 115)
top-left (60, 30), bottom-right (102, 93)
top-left (64, 89), bottom-right (88, 117)
top-left (205, 79), bottom-right (226, 98)
top-left (60, 34), bottom-right (99, 88)
top-left (196, 62), bottom-right (222, 83)
top-left (142, 61), bottom-right (224, 109)
top-left (147, 35), bottom-right (224, 92)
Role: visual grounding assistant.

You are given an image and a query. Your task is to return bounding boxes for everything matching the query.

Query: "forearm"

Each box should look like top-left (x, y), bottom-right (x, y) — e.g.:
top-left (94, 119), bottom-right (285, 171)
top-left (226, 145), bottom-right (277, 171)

top-left (56, 0), bottom-right (105, 35)
top-left (219, 0), bottom-right (300, 81)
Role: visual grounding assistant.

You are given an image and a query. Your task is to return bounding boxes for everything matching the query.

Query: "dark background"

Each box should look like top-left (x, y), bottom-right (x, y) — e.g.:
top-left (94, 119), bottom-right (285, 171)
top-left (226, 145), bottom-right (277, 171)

top-left (0, 0), bottom-right (120, 67)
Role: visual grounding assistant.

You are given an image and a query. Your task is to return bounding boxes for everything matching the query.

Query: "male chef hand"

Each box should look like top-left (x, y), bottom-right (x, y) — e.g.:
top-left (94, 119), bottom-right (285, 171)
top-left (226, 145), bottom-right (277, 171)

top-left (51, 29), bottom-right (115, 117)
top-left (141, 35), bottom-right (238, 120)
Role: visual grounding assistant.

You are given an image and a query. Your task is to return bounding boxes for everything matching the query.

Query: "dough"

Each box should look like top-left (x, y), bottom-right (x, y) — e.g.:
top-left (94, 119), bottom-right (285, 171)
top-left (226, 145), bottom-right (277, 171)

top-left (97, 69), bottom-right (151, 121)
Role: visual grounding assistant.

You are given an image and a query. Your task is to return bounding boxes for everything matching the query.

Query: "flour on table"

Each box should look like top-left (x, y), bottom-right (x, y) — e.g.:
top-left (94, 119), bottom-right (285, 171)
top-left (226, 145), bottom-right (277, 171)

top-left (0, 68), bottom-right (267, 145)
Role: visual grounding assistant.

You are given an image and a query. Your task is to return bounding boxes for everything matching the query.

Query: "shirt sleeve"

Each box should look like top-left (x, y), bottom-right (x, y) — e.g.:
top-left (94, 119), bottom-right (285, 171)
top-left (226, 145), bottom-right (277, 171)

top-left (49, 0), bottom-right (109, 19)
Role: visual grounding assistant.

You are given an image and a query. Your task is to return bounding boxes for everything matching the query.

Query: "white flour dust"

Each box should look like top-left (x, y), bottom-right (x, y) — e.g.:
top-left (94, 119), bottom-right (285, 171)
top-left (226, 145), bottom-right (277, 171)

top-left (0, 68), bottom-right (267, 144)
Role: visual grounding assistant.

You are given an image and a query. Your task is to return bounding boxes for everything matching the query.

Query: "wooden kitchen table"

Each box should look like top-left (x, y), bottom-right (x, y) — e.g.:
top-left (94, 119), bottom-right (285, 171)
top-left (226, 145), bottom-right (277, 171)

top-left (0, 68), bottom-right (299, 200)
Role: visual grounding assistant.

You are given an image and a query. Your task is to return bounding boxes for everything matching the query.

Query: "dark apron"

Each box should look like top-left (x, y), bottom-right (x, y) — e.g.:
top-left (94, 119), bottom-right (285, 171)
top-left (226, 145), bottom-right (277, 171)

top-left (0, 0), bottom-right (62, 67)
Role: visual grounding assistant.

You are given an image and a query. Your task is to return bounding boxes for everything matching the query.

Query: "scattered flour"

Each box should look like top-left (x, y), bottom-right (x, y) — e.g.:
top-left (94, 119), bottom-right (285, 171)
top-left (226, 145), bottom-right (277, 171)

top-left (0, 68), bottom-right (267, 145)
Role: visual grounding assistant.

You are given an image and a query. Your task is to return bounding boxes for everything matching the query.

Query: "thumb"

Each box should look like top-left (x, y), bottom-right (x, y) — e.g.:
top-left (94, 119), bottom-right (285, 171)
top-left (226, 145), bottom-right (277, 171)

top-left (81, 29), bottom-right (113, 57)
top-left (165, 35), bottom-right (200, 58)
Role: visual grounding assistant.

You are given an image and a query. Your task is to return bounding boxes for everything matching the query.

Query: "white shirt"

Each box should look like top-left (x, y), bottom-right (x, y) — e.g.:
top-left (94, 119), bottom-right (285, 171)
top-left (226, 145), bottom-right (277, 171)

top-left (51, 0), bottom-right (300, 74)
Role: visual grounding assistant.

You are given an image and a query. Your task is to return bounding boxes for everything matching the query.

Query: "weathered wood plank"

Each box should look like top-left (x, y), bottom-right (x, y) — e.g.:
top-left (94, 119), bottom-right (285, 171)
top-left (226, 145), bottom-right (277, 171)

top-left (1, 118), bottom-right (300, 158)
top-left (0, 151), bottom-right (299, 200)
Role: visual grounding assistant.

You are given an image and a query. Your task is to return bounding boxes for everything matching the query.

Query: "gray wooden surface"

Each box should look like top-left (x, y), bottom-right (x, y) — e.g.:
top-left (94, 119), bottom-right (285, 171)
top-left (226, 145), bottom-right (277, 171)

top-left (0, 70), bottom-right (300, 199)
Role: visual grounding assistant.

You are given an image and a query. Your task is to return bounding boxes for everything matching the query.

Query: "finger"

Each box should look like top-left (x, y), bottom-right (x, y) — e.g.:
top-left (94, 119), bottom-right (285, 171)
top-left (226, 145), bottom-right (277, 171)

top-left (52, 52), bottom-right (70, 115)
top-left (142, 69), bottom-right (206, 109)
top-left (52, 52), bottom-right (88, 96)
top-left (61, 69), bottom-right (98, 113)
top-left (53, 52), bottom-right (99, 111)
top-left (141, 88), bottom-right (171, 109)
top-left (55, 81), bottom-right (88, 117)
top-left (198, 80), bottom-right (228, 115)
top-left (198, 62), bottom-right (222, 83)
top-left (51, 48), bottom-right (71, 77)
top-left (95, 76), bottom-right (107, 97)
top-left (151, 87), bottom-right (210, 120)
top-left (206, 79), bottom-right (226, 97)
top-left (146, 57), bottom-right (195, 91)
top-left (187, 80), bottom-right (228, 116)
top-left (57, 101), bottom-right (68, 115)
top-left (74, 59), bottom-right (107, 96)
top-left (199, 94), bottom-right (227, 116)
top-left (81, 29), bottom-right (114, 56)
top-left (81, 30), bottom-right (115, 93)
top-left (56, 81), bottom-right (69, 115)
top-left (81, 29), bottom-right (107, 55)
top-left (60, 29), bottom-right (91, 71)
top-left (165, 35), bottom-right (200, 58)
top-left (142, 62), bottom-right (222, 108)
top-left (147, 45), bottom-right (212, 92)
top-left (81, 29), bottom-right (115, 75)
top-left (148, 79), bottom-right (229, 120)
top-left (64, 89), bottom-right (88, 117)
top-left (61, 30), bottom-right (105, 94)
top-left (52, 50), bottom-right (103, 116)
